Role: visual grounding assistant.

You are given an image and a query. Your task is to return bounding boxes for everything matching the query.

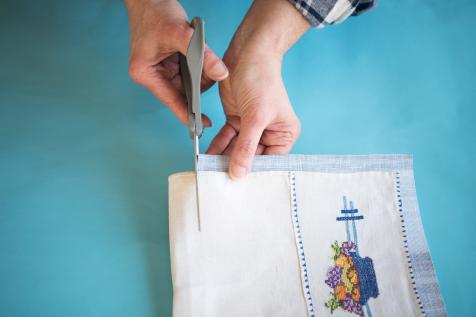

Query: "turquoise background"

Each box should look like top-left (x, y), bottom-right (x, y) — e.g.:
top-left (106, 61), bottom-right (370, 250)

top-left (0, 0), bottom-right (474, 316)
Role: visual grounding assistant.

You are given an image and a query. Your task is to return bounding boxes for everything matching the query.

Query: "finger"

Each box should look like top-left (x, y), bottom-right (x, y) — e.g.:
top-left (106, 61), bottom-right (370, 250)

top-left (172, 25), bottom-right (227, 83)
top-left (206, 123), bottom-right (237, 154)
top-left (202, 114), bottom-right (212, 128)
top-left (129, 46), bottom-right (189, 123)
top-left (260, 130), bottom-right (295, 147)
top-left (139, 74), bottom-right (189, 125)
top-left (160, 54), bottom-right (180, 80)
top-left (172, 24), bottom-right (195, 56)
top-left (202, 45), bottom-right (228, 81)
top-left (224, 139), bottom-right (265, 156)
top-left (222, 137), bottom-right (237, 156)
top-left (200, 46), bottom-right (224, 92)
top-left (128, 24), bottom-right (197, 126)
top-left (200, 72), bottom-right (215, 92)
top-left (229, 118), bottom-right (266, 179)
top-left (256, 144), bottom-right (265, 155)
top-left (263, 145), bottom-right (292, 155)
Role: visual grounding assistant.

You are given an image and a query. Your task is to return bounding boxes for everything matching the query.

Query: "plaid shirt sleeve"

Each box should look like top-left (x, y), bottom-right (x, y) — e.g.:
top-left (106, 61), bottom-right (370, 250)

top-left (288, 0), bottom-right (376, 28)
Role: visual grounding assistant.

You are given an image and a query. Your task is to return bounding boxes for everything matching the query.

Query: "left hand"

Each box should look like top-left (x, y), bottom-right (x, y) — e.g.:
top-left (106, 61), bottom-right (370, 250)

top-left (206, 0), bottom-right (309, 179)
top-left (206, 50), bottom-right (301, 179)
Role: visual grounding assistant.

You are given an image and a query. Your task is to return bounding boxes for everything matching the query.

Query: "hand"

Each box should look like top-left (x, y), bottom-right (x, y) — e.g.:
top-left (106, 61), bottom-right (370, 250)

top-left (125, 0), bottom-right (229, 126)
top-left (206, 52), bottom-right (301, 178)
top-left (206, 0), bottom-right (309, 179)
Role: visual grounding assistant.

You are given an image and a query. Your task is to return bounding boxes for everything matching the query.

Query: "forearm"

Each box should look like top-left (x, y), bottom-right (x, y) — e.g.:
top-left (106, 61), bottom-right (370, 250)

top-left (124, 0), bottom-right (162, 8)
top-left (124, 0), bottom-right (147, 10)
top-left (225, 0), bottom-right (309, 64)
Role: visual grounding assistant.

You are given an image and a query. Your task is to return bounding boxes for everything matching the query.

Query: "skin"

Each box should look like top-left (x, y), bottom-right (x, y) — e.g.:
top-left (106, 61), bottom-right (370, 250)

top-left (124, 0), bottom-right (229, 126)
top-left (125, 0), bottom-right (309, 179)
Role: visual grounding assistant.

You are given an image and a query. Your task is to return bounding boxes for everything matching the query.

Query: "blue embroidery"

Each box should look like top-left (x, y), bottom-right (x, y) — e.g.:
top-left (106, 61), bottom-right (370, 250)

top-left (396, 172), bottom-right (426, 316)
top-left (289, 172), bottom-right (315, 317)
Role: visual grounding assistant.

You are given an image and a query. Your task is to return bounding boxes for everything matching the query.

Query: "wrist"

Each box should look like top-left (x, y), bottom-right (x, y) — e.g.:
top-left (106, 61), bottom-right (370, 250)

top-left (124, 0), bottom-right (144, 9)
top-left (225, 0), bottom-right (309, 64)
top-left (124, 0), bottom-right (172, 10)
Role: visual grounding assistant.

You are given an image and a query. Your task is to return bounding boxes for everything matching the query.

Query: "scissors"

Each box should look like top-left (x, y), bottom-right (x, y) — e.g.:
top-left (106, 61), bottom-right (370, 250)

top-left (180, 17), bottom-right (205, 232)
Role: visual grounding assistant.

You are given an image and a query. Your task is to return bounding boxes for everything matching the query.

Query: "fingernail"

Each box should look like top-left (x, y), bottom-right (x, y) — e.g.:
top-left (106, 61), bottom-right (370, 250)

top-left (210, 61), bottom-right (229, 81)
top-left (230, 165), bottom-right (247, 180)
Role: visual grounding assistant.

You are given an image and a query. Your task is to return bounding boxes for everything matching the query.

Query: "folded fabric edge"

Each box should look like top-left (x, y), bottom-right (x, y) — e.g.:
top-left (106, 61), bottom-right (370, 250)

top-left (197, 154), bottom-right (413, 172)
top-left (398, 170), bottom-right (447, 316)
top-left (168, 171), bottom-right (194, 183)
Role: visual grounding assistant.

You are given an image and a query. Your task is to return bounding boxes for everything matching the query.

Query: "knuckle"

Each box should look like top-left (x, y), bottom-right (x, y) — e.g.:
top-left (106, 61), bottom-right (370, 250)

top-left (231, 140), bottom-right (255, 169)
top-left (275, 131), bottom-right (296, 146)
top-left (281, 131), bottom-right (295, 145)
top-left (237, 139), bottom-right (254, 156)
top-left (128, 61), bottom-right (145, 83)
top-left (169, 23), bottom-right (193, 48)
top-left (245, 111), bottom-right (267, 127)
top-left (231, 155), bottom-right (249, 170)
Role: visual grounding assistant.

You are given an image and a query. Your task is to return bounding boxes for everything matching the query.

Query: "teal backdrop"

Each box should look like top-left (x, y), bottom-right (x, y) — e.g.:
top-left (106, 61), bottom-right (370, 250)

top-left (1, 0), bottom-right (474, 316)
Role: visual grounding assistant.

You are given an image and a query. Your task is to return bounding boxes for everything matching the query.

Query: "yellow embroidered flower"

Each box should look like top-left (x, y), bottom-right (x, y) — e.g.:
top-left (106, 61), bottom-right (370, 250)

top-left (335, 284), bottom-right (347, 301)
top-left (335, 254), bottom-right (353, 268)
top-left (335, 254), bottom-right (345, 267)
top-left (348, 268), bottom-right (359, 286)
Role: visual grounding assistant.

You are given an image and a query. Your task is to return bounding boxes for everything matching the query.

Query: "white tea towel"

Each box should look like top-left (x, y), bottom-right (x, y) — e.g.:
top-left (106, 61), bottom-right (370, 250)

top-left (168, 155), bottom-right (446, 317)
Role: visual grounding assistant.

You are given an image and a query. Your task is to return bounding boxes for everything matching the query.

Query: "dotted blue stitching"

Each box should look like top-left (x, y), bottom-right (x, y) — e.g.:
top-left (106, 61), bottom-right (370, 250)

top-left (290, 172), bottom-right (315, 317)
top-left (396, 172), bottom-right (426, 316)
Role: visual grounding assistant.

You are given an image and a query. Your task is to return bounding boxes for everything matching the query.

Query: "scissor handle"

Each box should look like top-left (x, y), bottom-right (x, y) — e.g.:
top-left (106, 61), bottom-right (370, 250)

top-left (180, 17), bottom-right (205, 139)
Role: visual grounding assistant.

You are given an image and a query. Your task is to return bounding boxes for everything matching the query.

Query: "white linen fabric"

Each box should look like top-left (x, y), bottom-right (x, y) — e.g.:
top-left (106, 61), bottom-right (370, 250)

top-left (168, 155), bottom-right (446, 317)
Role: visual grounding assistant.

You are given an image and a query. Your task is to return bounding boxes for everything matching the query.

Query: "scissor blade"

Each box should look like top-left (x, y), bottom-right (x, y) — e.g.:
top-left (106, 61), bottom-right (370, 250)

top-left (194, 133), bottom-right (201, 232)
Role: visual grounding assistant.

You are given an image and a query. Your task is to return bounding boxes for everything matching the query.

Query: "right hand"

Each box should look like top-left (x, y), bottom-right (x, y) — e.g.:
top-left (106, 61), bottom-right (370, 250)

top-left (125, 0), bottom-right (229, 126)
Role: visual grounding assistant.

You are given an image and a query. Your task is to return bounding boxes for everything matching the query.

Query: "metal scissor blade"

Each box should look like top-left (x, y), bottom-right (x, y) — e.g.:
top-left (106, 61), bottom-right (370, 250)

top-left (194, 133), bottom-right (201, 232)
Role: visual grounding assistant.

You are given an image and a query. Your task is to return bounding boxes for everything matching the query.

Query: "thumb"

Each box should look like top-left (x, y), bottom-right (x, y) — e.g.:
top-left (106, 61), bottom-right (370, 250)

top-left (173, 24), bottom-right (228, 81)
top-left (229, 117), bottom-right (265, 179)
top-left (203, 46), bottom-right (228, 81)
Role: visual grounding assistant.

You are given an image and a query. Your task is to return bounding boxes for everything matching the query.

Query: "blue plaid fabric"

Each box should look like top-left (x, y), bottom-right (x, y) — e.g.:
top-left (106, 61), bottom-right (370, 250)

top-left (289, 0), bottom-right (376, 27)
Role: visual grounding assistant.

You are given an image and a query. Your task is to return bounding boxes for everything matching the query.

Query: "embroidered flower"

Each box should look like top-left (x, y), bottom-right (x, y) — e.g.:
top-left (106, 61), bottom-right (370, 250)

top-left (324, 241), bottom-right (367, 316)
top-left (335, 254), bottom-right (349, 268)
top-left (325, 266), bottom-right (342, 288)
top-left (342, 241), bottom-right (357, 255)
top-left (351, 286), bottom-right (361, 302)
top-left (342, 294), bottom-right (363, 315)
top-left (335, 284), bottom-right (347, 301)
top-left (348, 267), bottom-right (359, 286)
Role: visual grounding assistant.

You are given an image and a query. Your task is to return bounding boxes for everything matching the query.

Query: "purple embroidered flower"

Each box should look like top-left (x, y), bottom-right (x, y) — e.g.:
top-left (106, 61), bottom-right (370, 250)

top-left (325, 266), bottom-right (342, 288)
top-left (342, 295), bottom-right (363, 316)
top-left (341, 242), bottom-right (357, 255)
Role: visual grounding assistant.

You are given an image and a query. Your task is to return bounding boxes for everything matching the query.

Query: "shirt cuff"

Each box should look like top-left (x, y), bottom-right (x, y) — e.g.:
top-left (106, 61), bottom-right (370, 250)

top-left (288, 0), bottom-right (376, 28)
